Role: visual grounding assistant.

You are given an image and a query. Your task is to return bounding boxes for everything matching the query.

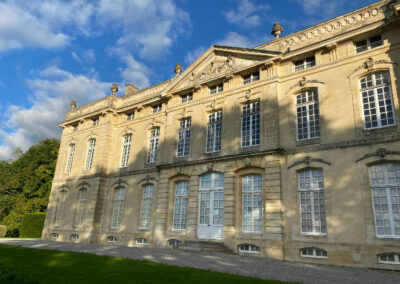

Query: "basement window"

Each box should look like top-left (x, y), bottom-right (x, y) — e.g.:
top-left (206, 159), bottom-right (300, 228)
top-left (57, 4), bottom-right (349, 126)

top-left (107, 236), bottom-right (118, 243)
top-left (294, 56), bottom-right (315, 72)
top-left (167, 239), bottom-right (181, 247)
top-left (300, 247), bottom-right (328, 259)
top-left (51, 233), bottom-right (58, 239)
top-left (136, 238), bottom-right (148, 245)
top-left (71, 234), bottom-right (79, 241)
top-left (355, 35), bottom-right (382, 53)
top-left (238, 244), bottom-right (260, 253)
top-left (378, 253), bottom-right (400, 264)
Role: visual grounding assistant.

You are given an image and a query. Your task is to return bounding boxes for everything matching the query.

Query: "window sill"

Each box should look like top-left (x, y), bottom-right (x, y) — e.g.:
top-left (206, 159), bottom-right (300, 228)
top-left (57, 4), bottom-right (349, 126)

top-left (240, 145), bottom-right (260, 153)
top-left (300, 233), bottom-right (327, 237)
top-left (295, 137), bottom-right (320, 147)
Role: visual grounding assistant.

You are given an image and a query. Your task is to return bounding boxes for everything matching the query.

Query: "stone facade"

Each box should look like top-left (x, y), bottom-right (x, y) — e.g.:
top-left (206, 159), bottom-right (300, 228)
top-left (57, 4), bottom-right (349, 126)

top-left (42, 0), bottom-right (400, 269)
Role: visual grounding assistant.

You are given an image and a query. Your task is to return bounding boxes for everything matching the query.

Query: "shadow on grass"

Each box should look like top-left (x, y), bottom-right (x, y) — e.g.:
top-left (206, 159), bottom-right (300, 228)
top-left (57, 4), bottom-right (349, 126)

top-left (0, 245), bottom-right (290, 284)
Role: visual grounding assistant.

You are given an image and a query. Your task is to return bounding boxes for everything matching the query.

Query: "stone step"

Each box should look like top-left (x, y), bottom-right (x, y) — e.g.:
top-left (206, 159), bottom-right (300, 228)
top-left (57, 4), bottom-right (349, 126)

top-left (178, 240), bottom-right (234, 254)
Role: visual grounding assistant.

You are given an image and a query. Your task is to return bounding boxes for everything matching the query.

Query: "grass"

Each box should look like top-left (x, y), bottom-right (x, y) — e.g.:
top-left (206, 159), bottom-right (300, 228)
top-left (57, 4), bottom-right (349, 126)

top-left (0, 245), bottom-right (286, 284)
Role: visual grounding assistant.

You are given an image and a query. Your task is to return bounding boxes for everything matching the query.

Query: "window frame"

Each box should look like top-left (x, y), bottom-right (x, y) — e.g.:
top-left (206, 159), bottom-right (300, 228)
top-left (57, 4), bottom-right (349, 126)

top-left (147, 128), bottom-right (160, 164)
top-left (74, 188), bottom-right (87, 228)
top-left (300, 247), bottom-right (328, 259)
top-left (172, 181), bottom-right (189, 230)
top-left (107, 236), bottom-right (118, 243)
top-left (65, 144), bottom-right (75, 173)
top-left (206, 110), bottom-right (223, 153)
top-left (294, 56), bottom-right (316, 72)
top-left (359, 72), bottom-right (396, 130)
top-left (241, 101), bottom-right (260, 148)
top-left (298, 169), bottom-right (327, 236)
top-left (92, 118), bottom-right (99, 126)
top-left (241, 175), bottom-right (263, 233)
top-left (295, 89), bottom-right (321, 141)
top-left (209, 84), bottom-right (223, 95)
top-left (238, 243), bottom-right (260, 253)
top-left (152, 104), bottom-right (162, 114)
top-left (120, 134), bottom-right (132, 168)
top-left (54, 191), bottom-right (67, 227)
top-left (139, 184), bottom-right (154, 230)
top-left (181, 93), bottom-right (193, 103)
top-left (243, 71), bottom-right (260, 85)
top-left (177, 118), bottom-right (191, 157)
top-left (355, 35), bottom-right (383, 53)
top-left (111, 187), bottom-right (126, 229)
top-left (126, 112), bottom-right (134, 121)
top-left (378, 253), bottom-right (400, 264)
top-left (84, 138), bottom-right (96, 170)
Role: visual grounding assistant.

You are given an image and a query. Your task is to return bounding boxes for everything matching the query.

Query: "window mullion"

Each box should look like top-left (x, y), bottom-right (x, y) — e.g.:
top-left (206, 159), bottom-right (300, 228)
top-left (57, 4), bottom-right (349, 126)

top-left (310, 191), bottom-right (316, 233)
top-left (306, 103), bottom-right (311, 139)
top-left (373, 88), bottom-right (382, 128)
top-left (386, 187), bottom-right (396, 236)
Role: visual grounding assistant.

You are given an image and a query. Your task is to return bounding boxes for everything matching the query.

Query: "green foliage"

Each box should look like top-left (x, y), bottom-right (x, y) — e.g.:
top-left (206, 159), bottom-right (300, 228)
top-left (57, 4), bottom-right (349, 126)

top-left (0, 225), bottom-right (6, 237)
top-left (0, 245), bottom-right (284, 284)
top-left (0, 139), bottom-right (59, 237)
top-left (20, 213), bottom-right (46, 238)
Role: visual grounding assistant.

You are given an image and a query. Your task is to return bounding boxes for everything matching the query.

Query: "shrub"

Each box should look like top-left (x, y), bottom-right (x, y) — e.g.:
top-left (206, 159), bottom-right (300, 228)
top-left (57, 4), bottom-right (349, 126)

top-left (19, 213), bottom-right (46, 238)
top-left (0, 225), bottom-right (7, 237)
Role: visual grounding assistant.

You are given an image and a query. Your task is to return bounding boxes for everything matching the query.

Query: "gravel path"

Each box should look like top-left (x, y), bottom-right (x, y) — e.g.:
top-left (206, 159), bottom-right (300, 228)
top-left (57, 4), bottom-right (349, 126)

top-left (1, 239), bottom-right (400, 284)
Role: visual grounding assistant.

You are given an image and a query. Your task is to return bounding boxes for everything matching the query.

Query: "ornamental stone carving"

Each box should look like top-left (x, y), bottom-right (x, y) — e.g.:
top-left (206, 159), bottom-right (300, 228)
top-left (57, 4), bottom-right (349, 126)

top-left (356, 148), bottom-right (400, 162)
top-left (288, 156), bottom-right (331, 169)
top-left (188, 55), bottom-right (235, 84)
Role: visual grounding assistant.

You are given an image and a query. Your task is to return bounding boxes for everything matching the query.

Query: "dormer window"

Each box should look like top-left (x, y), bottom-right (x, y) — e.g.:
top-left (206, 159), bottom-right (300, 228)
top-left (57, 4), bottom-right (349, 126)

top-left (92, 118), bottom-right (99, 126)
top-left (181, 93), bottom-right (193, 103)
top-left (152, 104), bottom-right (162, 114)
top-left (210, 84), bottom-right (223, 95)
top-left (294, 56), bottom-right (315, 72)
top-left (355, 35), bottom-right (382, 53)
top-left (73, 125), bottom-right (78, 132)
top-left (243, 71), bottom-right (260, 85)
top-left (126, 112), bottom-right (134, 121)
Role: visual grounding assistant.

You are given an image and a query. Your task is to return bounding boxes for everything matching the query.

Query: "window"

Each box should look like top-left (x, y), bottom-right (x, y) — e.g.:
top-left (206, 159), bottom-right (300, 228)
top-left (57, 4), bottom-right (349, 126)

top-left (300, 248), bottom-right (328, 259)
top-left (167, 239), bottom-right (181, 247)
top-left (210, 84), bottom-right (223, 95)
top-left (139, 184), bottom-right (154, 229)
top-left (177, 118), bottom-right (191, 157)
top-left (73, 125), bottom-right (78, 132)
top-left (369, 163), bottom-right (400, 238)
top-left (360, 72), bottom-right (395, 129)
top-left (74, 189), bottom-right (87, 228)
top-left (241, 101), bottom-right (260, 147)
top-left (299, 169), bottom-right (327, 235)
top-left (173, 181), bottom-right (188, 230)
top-left (206, 111), bottom-right (222, 153)
top-left (120, 134), bottom-right (132, 168)
top-left (111, 187), bottom-right (126, 229)
top-left (136, 238), bottom-right (148, 244)
top-left (107, 236), bottom-right (118, 243)
top-left (378, 253), bottom-right (400, 264)
top-left (355, 35), bottom-right (382, 53)
top-left (147, 128), bottom-right (160, 164)
top-left (84, 139), bottom-right (96, 170)
top-left (71, 234), bottom-right (79, 241)
top-left (296, 90), bottom-right (320, 140)
top-left (54, 191), bottom-right (67, 226)
top-left (243, 71), bottom-right (260, 85)
top-left (242, 175), bottom-right (262, 232)
top-left (238, 244), bottom-right (260, 253)
top-left (294, 56), bottom-right (315, 71)
top-left (65, 144), bottom-right (75, 173)
top-left (92, 118), bottom-right (99, 126)
top-left (152, 104), bottom-right (162, 113)
top-left (51, 233), bottom-right (58, 239)
top-left (181, 93), bottom-right (193, 103)
top-left (126, 112), bottom-right (134, 121)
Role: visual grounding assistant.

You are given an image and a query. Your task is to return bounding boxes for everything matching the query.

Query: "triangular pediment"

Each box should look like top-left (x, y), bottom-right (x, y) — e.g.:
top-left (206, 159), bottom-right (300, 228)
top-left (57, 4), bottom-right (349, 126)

top-left (161, 45), bottom-right (280, 96)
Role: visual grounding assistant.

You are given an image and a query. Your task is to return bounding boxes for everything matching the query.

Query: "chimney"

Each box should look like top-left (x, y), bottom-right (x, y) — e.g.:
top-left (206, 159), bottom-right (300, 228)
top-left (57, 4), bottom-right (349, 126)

top-left (125, 84), bottom-right (139, 96)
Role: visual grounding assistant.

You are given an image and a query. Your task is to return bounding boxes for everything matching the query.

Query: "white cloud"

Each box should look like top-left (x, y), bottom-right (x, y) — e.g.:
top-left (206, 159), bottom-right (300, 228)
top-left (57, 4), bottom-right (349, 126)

top-left (96, 0), bottom-right (190, 60)
top-left (0, 2), bottom-right (70, 52)
top-left (293, 0), bottom-right (345, 18)
top-left (0, 66), bottom-right (110, 160)
top-left (223, 0), bottom-right (270, 27)
top-left (83, 49), bottom-right (95, 62)
top-left (216, 32), bottom-right (257, 48)
top-left (120, 55), bottom-right (151, 89)
top-left (71, 52), bottom-right (81, 63)
top-left (184, 46), bottom-right (207, 66)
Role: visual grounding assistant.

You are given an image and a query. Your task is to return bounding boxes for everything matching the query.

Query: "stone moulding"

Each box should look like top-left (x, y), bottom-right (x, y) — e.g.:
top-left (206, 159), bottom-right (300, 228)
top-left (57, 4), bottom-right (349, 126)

top-left (356, 148), bottom-right (400, 162)
top-left (288, 156), bottom-right (331, 169)
top-left (348, 58), bottom-right (399, 78)
top-left (286, 77), bottom-right (325, 94)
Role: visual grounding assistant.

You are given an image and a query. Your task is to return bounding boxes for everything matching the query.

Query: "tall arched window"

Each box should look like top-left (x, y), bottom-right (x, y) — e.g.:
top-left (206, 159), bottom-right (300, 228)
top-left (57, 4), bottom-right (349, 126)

top-left (242, 175), bottom-right (262, 232)
top-left (298, 169), bottom-right (327, 235)
top-left (369, 163), bottom-right (400, 238)
top-left (120, 134), bottom-right (132, 168)
top-left (74, 188), bottom-right (87, 228)
top-left (139, 184), bottom-right (154, 229)
top-left (173, 181), bottom-right (188, 230)
top-left (360, 72), bottom-right (395, 129)
top-left (54, 191), bottom-right (67, 226)
top-left (111, 187), bottom-right (126, 229)
top-left (85, 138), bottom-right (96, 170)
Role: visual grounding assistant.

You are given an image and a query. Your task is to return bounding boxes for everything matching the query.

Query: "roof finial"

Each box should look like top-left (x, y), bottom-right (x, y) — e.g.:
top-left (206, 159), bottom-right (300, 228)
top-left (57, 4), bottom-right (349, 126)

top-left (70, 100), bottom-right (77, 109)
top-left (111, 83), bottom-right (118, 95)
top-left (271, 22), bottom-right (283, 39)
top-left (174, 63), bottom-right (183, 76)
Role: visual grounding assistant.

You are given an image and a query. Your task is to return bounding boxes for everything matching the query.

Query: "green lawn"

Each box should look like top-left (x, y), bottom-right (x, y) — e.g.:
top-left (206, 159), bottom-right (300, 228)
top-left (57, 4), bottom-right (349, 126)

top-left (0, 245), bottom-right (286, 284)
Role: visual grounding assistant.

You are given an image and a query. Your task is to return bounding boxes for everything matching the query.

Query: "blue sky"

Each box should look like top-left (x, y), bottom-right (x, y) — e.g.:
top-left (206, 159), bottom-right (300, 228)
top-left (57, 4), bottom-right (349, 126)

top-left (0, 0), bottom-right (376, 160)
